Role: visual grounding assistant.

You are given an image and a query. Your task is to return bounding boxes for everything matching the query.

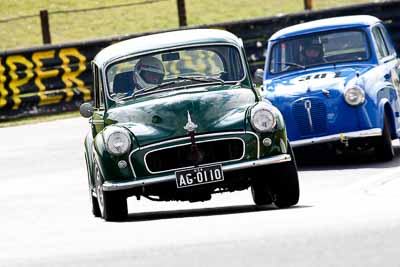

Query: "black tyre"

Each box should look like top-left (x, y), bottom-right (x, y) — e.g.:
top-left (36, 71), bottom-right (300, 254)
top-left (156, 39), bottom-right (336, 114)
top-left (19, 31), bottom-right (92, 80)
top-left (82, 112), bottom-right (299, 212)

top-left (375, 115), bottom-right (394, 162)
top-left (251, 178), bottom-right (273, 206)
top-left (268, 142), bottom-right (300, 208)
top-left (95, 164), bottom-right (128, 222)
top-left (90, 194), bottom-right (101, 218)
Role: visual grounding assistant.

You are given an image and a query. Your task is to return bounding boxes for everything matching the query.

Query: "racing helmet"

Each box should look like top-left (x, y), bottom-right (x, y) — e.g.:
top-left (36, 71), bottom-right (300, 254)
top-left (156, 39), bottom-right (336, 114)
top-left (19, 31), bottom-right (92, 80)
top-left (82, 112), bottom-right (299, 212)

top-left (302, 38), bottom-right (324, 63)
top-left (134, 56), bottom-right (165, 89)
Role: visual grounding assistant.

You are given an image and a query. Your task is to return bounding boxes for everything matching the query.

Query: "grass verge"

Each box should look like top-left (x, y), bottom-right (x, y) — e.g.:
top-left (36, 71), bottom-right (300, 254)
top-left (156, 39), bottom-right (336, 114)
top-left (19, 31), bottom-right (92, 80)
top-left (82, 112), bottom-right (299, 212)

top-left (0, 111), bottom-right (80, 128)
top-left (0, 0), bottom-right (374, 51)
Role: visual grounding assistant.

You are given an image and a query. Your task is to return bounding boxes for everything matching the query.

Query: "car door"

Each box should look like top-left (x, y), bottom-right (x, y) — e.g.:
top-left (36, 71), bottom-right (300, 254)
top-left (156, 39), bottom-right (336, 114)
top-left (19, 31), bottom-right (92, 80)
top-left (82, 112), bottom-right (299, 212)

top-left (379, 25), bottom-right (400, 92)
top-left (371, 25), bottom-right (400, 131)
top-left (91, 64), bottom-right (105, 137)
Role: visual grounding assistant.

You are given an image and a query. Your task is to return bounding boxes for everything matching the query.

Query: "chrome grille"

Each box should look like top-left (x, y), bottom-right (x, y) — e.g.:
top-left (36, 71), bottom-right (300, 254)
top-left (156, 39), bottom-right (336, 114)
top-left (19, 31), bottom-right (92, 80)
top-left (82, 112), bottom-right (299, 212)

top-left (145, 138), bottom-right (244, 173)
top-left (292, 98), bottom-right (327, 137)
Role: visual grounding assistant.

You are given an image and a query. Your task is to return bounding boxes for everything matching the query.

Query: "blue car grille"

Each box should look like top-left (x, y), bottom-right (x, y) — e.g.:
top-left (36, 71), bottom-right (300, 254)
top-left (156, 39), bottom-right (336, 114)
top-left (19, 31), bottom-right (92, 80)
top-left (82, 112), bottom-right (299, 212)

top-left (292, 99), bottom-right (327, 137)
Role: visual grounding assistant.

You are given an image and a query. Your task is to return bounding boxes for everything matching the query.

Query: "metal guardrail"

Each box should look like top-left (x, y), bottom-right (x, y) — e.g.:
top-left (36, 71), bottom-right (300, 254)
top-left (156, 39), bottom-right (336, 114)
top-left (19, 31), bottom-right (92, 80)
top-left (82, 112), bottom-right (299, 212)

top-left (0, 1), bottom-right (399, 121)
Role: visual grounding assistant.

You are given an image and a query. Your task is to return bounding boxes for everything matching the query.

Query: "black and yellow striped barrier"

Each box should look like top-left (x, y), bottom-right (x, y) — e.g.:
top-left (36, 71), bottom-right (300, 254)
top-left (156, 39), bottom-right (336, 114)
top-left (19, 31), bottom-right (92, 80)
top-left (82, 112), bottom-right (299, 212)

top-left (0, 45), bottom-right (99, 120)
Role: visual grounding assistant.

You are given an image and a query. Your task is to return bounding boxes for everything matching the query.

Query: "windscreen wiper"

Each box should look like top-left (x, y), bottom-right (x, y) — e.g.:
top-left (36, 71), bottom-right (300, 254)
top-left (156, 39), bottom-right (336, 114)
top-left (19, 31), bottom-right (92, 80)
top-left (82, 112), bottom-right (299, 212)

top-left (132, 75), bottom-right (226, 97)
top-left (133, 81), bottom-right (177, 96)
top-left (176, 75), bottom-right (225, 84)
top-left (274, 61), bottom-right (306, 69)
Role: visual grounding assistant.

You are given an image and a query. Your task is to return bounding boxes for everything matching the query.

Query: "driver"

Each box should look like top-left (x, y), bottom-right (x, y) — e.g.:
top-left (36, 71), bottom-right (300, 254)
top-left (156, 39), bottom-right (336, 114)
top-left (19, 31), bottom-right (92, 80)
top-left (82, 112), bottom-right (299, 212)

top-left (302, 39), bottom-right (324, 66)
top-left (134, 56), bottom-right (165, 89)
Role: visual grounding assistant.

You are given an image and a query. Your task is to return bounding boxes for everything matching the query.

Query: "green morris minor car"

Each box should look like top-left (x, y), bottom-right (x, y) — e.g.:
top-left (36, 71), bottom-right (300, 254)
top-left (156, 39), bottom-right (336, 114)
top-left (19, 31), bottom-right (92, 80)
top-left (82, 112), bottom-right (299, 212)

top-left (80, 29), bottom-right (300, 221)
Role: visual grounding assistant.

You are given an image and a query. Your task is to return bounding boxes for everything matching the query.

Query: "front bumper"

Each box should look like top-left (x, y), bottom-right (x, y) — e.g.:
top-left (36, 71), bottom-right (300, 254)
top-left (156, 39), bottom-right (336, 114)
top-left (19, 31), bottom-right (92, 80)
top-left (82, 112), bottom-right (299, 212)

top-left (102, 153), bottom-right (291, 191)
top-left (290, 128), bottom-right (382, 148)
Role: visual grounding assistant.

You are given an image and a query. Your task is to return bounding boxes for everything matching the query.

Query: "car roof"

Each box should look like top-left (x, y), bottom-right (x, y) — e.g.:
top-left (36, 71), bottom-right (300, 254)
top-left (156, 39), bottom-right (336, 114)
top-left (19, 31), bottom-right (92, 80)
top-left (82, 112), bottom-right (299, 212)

top-left (269, 15), bottom-right (381, 41)
top-left (93, 29), bottom-right (242, 67)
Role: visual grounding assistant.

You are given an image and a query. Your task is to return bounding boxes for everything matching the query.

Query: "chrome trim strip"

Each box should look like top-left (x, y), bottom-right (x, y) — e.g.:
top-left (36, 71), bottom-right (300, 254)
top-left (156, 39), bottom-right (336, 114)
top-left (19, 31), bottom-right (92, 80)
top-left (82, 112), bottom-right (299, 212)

top-left (304, 100), bottom-right (313, 131)
top-left (128, 147), bottom-right (140, 179)
top-left (291, 128), bottom-right (382, 148)
top-left (245, 131), bottom-right (260, 159)
top-left (140, 131), bottom-right (248, 150)
top-left (144, 137), bottom-right (246, 174)
top-left (103, 154), bottom-right (291, 191)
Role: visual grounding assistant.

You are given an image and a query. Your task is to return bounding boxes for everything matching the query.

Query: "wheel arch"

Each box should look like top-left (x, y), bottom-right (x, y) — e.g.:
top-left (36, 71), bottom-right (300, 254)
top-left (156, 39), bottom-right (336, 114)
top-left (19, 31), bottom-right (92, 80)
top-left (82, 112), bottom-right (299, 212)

top-left (92, 132), bottom-right (132, 181)
top-left (379, 99), bottom-right (397, 139)
top-left (84, 133), bottom-right (95, 187)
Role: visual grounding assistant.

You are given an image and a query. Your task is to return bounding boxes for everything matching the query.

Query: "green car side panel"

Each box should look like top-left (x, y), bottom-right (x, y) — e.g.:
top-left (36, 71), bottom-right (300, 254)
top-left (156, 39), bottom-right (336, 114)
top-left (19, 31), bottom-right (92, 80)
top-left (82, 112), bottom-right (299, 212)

top-left (91, 111), bottom-right (105, 137)
top-left (245, 101), bottom-right (288, 158)
top-left (93, 129), bottom-right (136, 181)
top-left (84, 132), bottom-right (95, 187)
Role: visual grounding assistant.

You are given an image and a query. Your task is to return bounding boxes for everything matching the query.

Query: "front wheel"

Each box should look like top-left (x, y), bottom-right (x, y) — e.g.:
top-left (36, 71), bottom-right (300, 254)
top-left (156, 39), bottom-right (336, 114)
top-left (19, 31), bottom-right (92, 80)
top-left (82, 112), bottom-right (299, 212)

top-left (375, 115), bottom-right (394, 162)
top-left (268, 142), bottom-right (300, 208)
top-left (95, 164), bottom-right (128, 221)
top-left (251, 179), bottom-right (273, 206)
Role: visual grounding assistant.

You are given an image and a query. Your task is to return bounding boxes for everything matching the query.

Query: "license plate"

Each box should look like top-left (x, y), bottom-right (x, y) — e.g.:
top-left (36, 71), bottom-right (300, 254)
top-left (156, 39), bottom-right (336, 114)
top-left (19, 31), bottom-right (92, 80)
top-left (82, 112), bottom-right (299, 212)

top-left (175, 164), bottom-right (224, 188)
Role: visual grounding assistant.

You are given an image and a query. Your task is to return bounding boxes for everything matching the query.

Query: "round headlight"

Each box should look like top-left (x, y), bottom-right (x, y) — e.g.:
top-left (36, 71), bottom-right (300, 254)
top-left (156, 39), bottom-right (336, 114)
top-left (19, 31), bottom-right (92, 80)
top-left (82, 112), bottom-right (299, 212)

top-left (104, 128), bottom-right (131, 156)
top-left (251, 104), bottom-right (276, 132)
top-left (344, 86), bottom-right (365, 106)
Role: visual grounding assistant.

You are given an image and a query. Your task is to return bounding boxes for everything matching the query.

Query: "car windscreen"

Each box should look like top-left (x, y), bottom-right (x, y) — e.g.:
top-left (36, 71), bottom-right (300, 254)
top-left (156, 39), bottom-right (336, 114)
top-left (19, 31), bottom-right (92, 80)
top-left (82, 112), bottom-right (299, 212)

top-left (269, 30), bottom-right (370, 74)
top-left (106, 45), bottom-right (245, 100)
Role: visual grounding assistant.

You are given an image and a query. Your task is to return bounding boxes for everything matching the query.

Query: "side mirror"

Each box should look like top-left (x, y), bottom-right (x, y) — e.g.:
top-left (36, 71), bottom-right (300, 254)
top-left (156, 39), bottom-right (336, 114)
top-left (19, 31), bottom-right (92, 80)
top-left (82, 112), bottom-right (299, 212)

top-left (254, 68), bottom-right (264, 85)
top-left (80, 102), bottom-right (94, 118)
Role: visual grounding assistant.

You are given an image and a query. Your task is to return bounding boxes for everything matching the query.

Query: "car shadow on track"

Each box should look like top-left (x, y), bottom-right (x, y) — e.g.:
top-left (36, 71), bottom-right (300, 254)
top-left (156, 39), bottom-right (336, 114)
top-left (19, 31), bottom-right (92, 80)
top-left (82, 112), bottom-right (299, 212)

top-left (296, 144), bottom-right (400, 171)
top-left (123, 204), bottom-right (311, 222)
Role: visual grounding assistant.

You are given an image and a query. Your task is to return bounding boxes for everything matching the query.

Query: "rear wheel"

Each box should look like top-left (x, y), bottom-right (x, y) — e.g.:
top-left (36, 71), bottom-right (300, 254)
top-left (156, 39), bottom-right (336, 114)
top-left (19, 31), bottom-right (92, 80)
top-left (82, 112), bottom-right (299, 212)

top-left (95, 164), bottom-right (128, 221)
top-left (375, 115), bottom-right (394, 162)
top-left (268, 142), bottom-right (300, 208)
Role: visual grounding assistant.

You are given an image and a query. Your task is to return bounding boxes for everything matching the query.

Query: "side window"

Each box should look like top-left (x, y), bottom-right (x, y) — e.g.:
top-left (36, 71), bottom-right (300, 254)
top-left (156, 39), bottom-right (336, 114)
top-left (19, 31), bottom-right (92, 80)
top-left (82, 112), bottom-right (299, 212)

top-left (92, 64), bottom-right (99, 108)
top-left (379, 25), bottom-right (396, 56)
top-left (372, 26), bottom-right (389, 59)
top-left (92, 64), bottom-right (105, 109)
top-left (98, 72), bottom-right (105, 109)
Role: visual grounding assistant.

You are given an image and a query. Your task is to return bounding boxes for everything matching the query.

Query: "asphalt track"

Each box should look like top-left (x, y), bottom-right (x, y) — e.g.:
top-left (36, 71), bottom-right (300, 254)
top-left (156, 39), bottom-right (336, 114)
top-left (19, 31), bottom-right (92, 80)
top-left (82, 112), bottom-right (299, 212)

top-left (1, 117), bottom-right (400, 267)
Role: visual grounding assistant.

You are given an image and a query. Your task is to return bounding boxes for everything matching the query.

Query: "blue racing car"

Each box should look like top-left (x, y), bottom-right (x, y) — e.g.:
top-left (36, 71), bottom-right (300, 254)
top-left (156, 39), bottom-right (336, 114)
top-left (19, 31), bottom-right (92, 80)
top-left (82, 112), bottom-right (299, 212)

top-left (258, 15), bottom-right (400, 161)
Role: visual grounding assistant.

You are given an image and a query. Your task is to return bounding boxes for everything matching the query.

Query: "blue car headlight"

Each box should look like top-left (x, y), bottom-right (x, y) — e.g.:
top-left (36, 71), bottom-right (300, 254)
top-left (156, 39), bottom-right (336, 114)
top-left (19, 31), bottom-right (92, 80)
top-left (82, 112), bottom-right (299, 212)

top-left (344, 86), bottom-right (365, 106)
top-left (250, 103), bottom-right (277, 132)
top-left (103, 127), bottom-right (131, 156)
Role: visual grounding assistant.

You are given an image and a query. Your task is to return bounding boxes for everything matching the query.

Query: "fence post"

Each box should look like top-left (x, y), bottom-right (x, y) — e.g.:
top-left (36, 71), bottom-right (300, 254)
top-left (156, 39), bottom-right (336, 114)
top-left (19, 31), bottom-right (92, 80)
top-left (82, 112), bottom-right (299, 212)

top-left (304, 0), bottom-right (313, 10)
top-left (176, 0), bottom-right (187, 27)
top-left (40, 9), bottom-right (51, 44)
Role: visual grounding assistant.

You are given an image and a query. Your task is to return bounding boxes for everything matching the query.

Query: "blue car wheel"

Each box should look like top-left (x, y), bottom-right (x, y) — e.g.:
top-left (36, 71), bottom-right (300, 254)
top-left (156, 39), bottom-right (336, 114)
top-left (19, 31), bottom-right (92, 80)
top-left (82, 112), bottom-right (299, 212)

top-left (375, 115), bottom-right (394, 161)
